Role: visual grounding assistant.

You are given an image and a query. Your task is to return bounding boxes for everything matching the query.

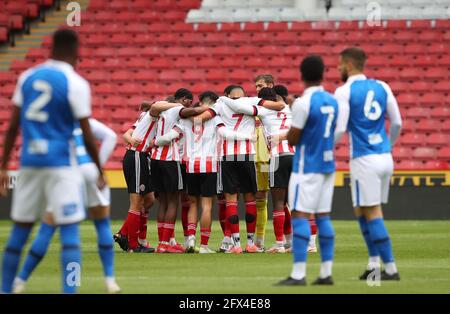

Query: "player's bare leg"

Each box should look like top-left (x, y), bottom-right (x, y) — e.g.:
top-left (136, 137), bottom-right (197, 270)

top-left (308, 213), bottom-right (318, 253)
top-left (185, 195), bottom-right (199, 252)
top-left (156, 193), bottom-right (166, 246)
top-left (199, 196), bottom-right (216, 253)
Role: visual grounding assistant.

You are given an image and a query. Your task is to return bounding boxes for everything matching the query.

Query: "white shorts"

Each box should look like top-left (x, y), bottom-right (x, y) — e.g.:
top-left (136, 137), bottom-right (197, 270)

top-left (288, 172), bottom-right (336, 214)
top-left (11, 167), bottom-right (86, 225)
top-left (350, 153), bottom-right (394, 207)
top-left (80, 163), bottom-right (110, 208)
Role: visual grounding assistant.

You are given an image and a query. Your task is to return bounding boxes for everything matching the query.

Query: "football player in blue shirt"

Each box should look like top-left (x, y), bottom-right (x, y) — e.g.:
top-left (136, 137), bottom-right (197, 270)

top-left (334, 47), bottom-right (402, 281)
top-left (277, 55), bottom-right (339, 286)
top-left (0, 29), bottom-right (104, 293)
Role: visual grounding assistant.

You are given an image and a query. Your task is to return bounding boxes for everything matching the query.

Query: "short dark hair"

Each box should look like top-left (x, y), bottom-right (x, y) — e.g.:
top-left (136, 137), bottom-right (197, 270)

top-left (274, 84), bottom-right (288, 98)
top-left (340, 47), bottom-right (366, 70)
top-left (174, 88), bottom-right (193, 101)
top-left (199, 91), bottom-right (219, 104)
top-left (223, 84), bottom-right (237, 96)
top-left (257, 87), bottom-right (278, 101)
top-left (254, 74), bottom-right (275, 84)
top-left (300, 55), bottom-right (325, 83)
top-left (274, 84), bottom-right (289, 103)
top-left (51, 28), bottom-right (79, 57)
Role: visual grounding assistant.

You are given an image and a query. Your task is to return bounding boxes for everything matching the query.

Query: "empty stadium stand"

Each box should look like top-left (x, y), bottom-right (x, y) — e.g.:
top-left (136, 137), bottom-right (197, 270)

top-left (0, 0), bottom-right (448, 170)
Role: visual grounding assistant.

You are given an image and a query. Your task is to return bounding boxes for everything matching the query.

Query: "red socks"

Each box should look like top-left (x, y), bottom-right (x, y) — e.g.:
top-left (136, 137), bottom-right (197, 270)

top-left (161, 223), bottom-right (175, 243)
top-left (273, 209), bottom-right (285, 242)
top-left (284, 206), bottom-right (292, 236)
top-left (309, 217), bottom-right (317, 235)
top-left (187, 223), bottom-right (197, 236)
top-left (118, 217), bottom-right (128, 236)
top-left (126, 209), bottom-right (141, 249)
top-left (245, 201), bottom-right (257, 234)
top-left (139, 211), bottom-right (148, 240)
top-left (200, 228), bottom-right (211, 246)
top-left (226, 201), bottom-right (239, 234)
top-left (157, 221), bottom-right (164, 243)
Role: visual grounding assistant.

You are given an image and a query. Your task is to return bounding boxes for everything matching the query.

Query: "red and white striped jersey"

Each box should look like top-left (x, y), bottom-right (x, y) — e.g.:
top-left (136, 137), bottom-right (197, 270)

top-left (211, 100), bottom-right (257, 156)
top-left (257, 105), bottom-right (295, 156)
top-left (128, 112), bottom-right (158, 153)
top-left (175, 116), bottom-right (225, 173)
top-left (151, 106), bottom-right (183, 161)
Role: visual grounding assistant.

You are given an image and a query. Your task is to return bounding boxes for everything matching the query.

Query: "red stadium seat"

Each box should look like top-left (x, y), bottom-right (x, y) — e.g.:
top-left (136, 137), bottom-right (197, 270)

top-left (407, 107), bottom-right (430, 119)
top-left (392, 147), bottom-right (413, 160)
top-left (396, 160), bottom-right (425, 170)
top-left (421, 93), bottom-right (443, 107)
top-left (258, 45), bottom-right (281, 57)
top-left (399, 68), bottom-right (422, 80)
top-left (416, 119), bottom-right (440, 133)
top-left (442, 121), bottom-right (450, 134)
top-left (427, 133), bottom-right (449, 147)
top-left (425, 68), bottom-right (448, 80)
top-left (110, 70), bottom-right (131, 82)
top-left (431, 107), bottom-right (450, 119)
top-left (437, 147), bottom-right (450, 160)
top-left (424, 160), bottom-right (448, 170)
top-left (402, 133), bottom-right (427, 146)
top-left (182, 70), bottom-right (204, 81)
top-left (413, 147), bottom-right (437, 160)
top-left (159, 70), bottom-right (181, 82)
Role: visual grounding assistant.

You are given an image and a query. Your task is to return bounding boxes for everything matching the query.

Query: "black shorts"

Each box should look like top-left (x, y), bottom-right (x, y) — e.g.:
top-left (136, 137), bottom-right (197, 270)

top-left (269, 154), bottom-right (293, 189)
top-left (150, 159), bottom-right (184, 193)
top-left (186, 173), bottom-right (218, 197)
top-left (122, 150), bottom-right (153, 195)
top-left (220, 155), bottom-right (257, 194)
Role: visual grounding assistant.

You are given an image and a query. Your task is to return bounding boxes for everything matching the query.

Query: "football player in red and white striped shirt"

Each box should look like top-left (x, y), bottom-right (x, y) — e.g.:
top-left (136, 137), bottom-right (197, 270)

top-left (155, 91), bottom-right (255, 253)
top-left (192, 86), bottom-right (285, 254)
top-left (220, 88), bottom-right (296, 253)
top-left (150, 88), bottom-right (210, 253)
top-left (114, 100), bottom-right (181, 253)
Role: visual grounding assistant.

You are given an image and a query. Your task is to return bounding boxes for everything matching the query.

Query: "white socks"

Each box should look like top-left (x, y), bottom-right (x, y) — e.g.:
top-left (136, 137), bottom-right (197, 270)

top-left (291, 262), bottom-right (306, 280)
top-left (320, 261), bottom-right (333, 279)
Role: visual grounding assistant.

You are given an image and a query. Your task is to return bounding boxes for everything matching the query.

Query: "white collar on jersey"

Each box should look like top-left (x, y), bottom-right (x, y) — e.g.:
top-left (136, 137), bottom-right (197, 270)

top-left (346, 73), bottom-right (367, 84)
top-left (44, 59), bottom-right (74, 71)
top-left (302, 85), bottom-right (324, 96)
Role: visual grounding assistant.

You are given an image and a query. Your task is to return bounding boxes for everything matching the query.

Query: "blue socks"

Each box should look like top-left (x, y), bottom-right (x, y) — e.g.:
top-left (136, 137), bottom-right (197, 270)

top-left (2, 224), bottom-right (32, 293)
top-left (18, 223), bottom-right (56, 281)
top-left (60, 223), bottom-right (81, 294)
top-left (292, 218), bottom-right (311, 263)
top-left (358, 216), bottom-right (379, 258)
top-left (94, 218), bottom-right (114, 277)
top-left (367, 218), bottom-right (395, 264)
top-left (316, 216), bottom-right (335, 262)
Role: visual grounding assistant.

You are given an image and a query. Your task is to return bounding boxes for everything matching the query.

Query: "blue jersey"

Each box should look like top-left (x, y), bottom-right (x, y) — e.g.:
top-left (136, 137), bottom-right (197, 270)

top-left (291, 87), bottom-right (338, 174)
top-left (12, 60), bottom-right (91, 168)
top-left (347, 79), bottom-right (391, 158)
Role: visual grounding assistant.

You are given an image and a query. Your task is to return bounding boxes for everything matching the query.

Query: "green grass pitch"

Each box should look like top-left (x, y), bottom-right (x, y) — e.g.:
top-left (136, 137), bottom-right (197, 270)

top-left (0, 220), bottom-right (449, 294)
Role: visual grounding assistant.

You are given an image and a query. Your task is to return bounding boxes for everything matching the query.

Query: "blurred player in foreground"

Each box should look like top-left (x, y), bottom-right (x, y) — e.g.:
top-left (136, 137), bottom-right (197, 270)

top-left (0, 29), bottom-right (103, 293)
